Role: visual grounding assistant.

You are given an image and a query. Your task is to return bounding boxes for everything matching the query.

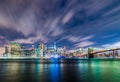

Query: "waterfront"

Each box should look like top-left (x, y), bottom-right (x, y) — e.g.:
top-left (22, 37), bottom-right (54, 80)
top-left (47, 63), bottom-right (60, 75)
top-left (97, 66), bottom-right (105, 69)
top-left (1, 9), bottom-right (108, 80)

top-left (0, 59), bottom-right (120, 82)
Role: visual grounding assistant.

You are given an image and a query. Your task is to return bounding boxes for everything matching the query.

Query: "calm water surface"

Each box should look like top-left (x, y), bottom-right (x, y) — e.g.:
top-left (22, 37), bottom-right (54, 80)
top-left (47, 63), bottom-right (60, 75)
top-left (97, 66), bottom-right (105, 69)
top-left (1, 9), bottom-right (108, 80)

top-left (0, 59), bottom-right (120, 82)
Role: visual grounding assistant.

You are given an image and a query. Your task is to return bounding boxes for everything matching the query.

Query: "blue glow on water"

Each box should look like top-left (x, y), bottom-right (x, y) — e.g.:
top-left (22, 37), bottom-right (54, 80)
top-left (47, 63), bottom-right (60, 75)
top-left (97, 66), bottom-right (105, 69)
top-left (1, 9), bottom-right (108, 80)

top-left (50, 64), bottom-right (60, 82)
top-left (50, 58), bottom-right (59, 63)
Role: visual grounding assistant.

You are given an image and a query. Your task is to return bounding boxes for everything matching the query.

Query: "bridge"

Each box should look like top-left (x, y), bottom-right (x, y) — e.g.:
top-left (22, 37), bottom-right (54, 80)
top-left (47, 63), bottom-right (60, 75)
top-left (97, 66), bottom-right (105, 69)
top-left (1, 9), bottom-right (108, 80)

top-left (88, 48), bottom-right (120, 58)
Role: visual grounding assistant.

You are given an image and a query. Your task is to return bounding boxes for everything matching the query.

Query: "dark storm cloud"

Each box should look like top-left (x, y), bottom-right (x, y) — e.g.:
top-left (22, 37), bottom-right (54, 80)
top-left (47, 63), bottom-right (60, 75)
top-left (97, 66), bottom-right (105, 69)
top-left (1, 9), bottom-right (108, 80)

top-left (0, 0), bottom-right (120, 48)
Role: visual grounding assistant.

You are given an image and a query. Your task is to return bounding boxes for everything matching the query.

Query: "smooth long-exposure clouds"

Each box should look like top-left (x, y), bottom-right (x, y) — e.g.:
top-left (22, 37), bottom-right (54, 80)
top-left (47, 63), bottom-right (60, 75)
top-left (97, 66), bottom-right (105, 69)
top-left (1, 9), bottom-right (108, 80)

top-left (0, 0), bottom-right (120, 49)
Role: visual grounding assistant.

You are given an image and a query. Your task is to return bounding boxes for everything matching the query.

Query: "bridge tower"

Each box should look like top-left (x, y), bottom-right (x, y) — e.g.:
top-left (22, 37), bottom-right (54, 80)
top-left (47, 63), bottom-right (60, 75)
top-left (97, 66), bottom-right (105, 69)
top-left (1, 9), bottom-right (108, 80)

top-left (113, 49), bottom-right (118, 58)
top-left (88, 48), bottom-right (94, 58)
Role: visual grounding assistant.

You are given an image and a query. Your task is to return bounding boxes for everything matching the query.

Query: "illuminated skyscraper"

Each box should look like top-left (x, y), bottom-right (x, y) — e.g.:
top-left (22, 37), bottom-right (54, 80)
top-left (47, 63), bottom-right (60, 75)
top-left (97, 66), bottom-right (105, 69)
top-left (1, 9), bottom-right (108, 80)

top-left (30, 45), bottom-right (36, 57)
top-left (11, 42), bottom-right (21, 57)
top-left (53, 42), bottom-right (57, 54)
top-left (21, 46), bottom-right (26, 56)
top-left (41, 42), bottom-right (44, 57)
top-left (63, 46), bottom-right (66, 56)
top-left (36, 43), bottom-right (41, 57)
top-left (4, 46), bottom-right (9, 57)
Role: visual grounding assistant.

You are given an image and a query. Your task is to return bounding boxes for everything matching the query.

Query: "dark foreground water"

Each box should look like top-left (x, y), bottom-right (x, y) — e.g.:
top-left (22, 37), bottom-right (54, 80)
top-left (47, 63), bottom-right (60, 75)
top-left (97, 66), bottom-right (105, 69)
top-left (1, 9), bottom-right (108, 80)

top-left (0, 59), bottom-right (120, 82)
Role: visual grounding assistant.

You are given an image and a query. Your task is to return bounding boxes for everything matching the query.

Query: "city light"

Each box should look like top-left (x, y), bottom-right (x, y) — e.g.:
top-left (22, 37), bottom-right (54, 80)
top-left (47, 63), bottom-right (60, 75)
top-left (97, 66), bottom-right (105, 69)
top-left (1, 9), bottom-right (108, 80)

top-left (0, 42), bottom-right (119, 59)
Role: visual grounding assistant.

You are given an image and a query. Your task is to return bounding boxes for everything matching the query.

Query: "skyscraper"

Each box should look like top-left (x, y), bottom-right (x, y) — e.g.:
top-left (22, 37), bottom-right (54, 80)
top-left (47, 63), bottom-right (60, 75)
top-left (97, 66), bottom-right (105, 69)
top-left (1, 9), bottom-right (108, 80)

top-left (36, 43), bottom-right (41, 57)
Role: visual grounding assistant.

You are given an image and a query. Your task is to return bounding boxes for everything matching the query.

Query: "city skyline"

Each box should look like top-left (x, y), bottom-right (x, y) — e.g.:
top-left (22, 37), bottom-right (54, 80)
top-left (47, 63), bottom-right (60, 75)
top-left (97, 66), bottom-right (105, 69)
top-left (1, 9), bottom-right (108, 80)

top-left (0, 0), bottom-right (120, 49)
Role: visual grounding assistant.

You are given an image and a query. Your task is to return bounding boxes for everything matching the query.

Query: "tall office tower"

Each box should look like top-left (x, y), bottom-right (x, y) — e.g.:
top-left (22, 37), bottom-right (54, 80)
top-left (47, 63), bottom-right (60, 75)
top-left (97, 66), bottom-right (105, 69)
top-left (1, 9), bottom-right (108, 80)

top-left (31, 45), bottom-right (36, 56)
top-left (53, 42), bottom-right (57, 54)
top-left (21, 46), bottom-right (26, 56)
top-left (3, 44), bottom-right (11, 57)
top-left (11, 42), bottom-right (21, 57)
top-left (0, 47), bottom-right (5, 57)
top-left (41, 42), bottom-right (44, 57)
top-left (5, 46), bottom-right (9, 57)
top-left (63, 46), bottom-right (66, 56)
top-left (36, 43), bottom-right (41, 57)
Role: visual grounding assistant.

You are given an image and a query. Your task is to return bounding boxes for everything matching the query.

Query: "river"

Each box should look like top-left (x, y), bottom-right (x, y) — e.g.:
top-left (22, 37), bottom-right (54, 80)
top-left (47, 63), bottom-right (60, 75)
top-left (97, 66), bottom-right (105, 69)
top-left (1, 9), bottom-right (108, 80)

top-left (0, 59), bottom-right (120, 82)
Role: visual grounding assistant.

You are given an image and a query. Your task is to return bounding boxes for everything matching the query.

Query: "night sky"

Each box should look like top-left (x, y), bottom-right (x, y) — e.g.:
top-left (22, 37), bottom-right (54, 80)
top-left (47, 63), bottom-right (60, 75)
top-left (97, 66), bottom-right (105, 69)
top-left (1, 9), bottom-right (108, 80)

top-left (0, 0), bottom-right (120, 49)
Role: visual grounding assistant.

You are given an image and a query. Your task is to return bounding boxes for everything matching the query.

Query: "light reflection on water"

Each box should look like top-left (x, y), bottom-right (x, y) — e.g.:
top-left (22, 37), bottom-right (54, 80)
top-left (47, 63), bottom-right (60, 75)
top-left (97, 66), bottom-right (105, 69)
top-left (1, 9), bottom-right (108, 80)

top-left (0, 60), bottom-right (120, 82)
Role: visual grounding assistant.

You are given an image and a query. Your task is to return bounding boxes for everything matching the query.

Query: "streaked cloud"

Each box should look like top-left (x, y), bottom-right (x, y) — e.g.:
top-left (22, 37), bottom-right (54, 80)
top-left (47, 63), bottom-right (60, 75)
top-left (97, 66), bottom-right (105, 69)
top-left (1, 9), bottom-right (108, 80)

top-left (0, 0), bottom-right (120, 49)
top-left (74, 41), bottom-right (95, 48)
top-left (65, 35), bottom-right (94, 43)
top-left (62, 10), bottom-right (74, 24)
top-left (101, 34), bottom-right (117, 39)
top-left (102, 41), bottom-right (120, 48)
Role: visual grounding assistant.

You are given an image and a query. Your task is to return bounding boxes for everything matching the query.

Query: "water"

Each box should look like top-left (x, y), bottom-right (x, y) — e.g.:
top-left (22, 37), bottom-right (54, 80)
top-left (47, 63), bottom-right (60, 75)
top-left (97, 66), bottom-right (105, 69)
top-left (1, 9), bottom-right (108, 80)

top-left (0, 59), bottom-right (120, 82)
